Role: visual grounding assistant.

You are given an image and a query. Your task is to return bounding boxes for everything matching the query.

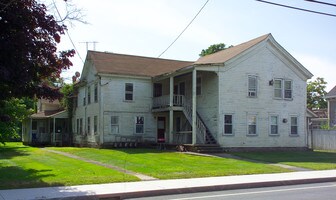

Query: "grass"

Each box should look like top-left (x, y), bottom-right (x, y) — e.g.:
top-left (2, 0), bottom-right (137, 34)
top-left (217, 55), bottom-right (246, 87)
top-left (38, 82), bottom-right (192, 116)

top-left (47, 147), bottom-right (289, 179)
top-left (233, 151), bottom-right (336, 170)
top-left (0, 143), bottom-right (139, 189)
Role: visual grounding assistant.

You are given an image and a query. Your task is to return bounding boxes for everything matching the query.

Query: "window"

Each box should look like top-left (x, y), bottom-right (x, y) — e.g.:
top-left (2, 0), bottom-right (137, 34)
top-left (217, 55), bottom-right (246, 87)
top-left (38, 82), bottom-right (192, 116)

top-left (291, 116), bottom-right (298, 135)
top-left (284, 80), bottom-right (292, 99)
top-left (80, 118), bottom-right (83, 134)
top-left (224, 115), bottom-right (233, 135)
top-left (135, 116), bottom-right (144, 134)
top-left (153, 83), bottom-right (162, 97)
top-left (270, 116), bottom-right (278, 135)
top-left (274, 79), bottom-right (293, 100)
top-left (125, 83), bottom-right (133, 101)
top-left (94, 83), bottom-right (98, 102)
top-left (248, 76), bottom-right (257, 97)
top-left (76, 119), bottom-right (79, 134)
top-left (83, 97), bottom-right (86, 106)
top-left (247, 115), bottom-right (257, 135)
top-left (32, 121), bottom-right (37, 130)
top-left (176, 117), bottom-right (181, 132)
top-left (87, 117), bottom-right (91, 134)
top-left (196, 76), bottom-right (202, 95)
top-left (111, 116), bottom-right (119, 134)
top-left (179, 82), bottom-right (185, 96)
top-left (274, 79), bottom-right (282, 98)
top-left (94, 116), bottom-right (98, 134)
top-left (87, 86), bottom-right (91, 104)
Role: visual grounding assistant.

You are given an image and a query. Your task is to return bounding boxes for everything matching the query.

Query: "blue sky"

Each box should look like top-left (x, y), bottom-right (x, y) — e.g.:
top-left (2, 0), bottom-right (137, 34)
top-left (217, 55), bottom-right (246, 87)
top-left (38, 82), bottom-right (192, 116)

top-left (57, 0), bottom-right (336, 91)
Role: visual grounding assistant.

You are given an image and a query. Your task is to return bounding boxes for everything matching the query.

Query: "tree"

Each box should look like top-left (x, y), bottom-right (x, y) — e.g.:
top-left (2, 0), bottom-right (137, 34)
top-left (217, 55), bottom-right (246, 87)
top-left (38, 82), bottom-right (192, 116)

top-left (0, 0), bottom-right (75, 102)
top-left (199, 43), bottom-right (233, 57)
top-left (0, 98), bottom-right (34, 143)
top-left (307, 77), bottom-right (328, 110)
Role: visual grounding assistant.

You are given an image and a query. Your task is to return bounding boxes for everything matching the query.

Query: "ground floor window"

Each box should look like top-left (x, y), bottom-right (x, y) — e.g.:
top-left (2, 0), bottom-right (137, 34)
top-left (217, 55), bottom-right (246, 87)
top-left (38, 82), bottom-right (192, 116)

top-left (111, 116), bottom-right (119, 134)
top-left (247, 115), bottom-right (257, 135)
top-left (80, 118), bottom-right (83, 134)
top-left (87, 117), bottom-right (91, 135)
top-left (94, 116), bottom-right (98, 134)
top-left (270, 115), bottom-right (278, 135)
top-left (135, 116), bottom-right (144, 134)
top-left (224, 114), bottom-right (233, 135)
top-left (290, 116), bottom-right (298, 135)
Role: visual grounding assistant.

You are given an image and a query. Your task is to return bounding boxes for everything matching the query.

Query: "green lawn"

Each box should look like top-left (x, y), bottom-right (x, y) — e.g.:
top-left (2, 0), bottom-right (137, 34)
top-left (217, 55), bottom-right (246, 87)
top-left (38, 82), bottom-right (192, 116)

top-left (0, 143), bottom-right (139, 189)
top-left (48, 147), bottom-right (289, 179)
top-left (233, 151), bottom-right (336, 170)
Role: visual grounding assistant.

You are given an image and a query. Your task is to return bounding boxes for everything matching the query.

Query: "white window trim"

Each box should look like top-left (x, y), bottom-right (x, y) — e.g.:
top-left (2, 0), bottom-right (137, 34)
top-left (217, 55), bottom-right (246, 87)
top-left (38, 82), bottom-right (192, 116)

top-left (273, 78), bottom-right (293, 100)
top-left (248, 75), bottom-right (258, 98)
top-left (110, 116), bottom-right (119, 135)
top-left (135, 116), bottom-right (145, 134)
top-left (289, 115), bottom-right (299, 136)
top-left (269, 115), bottom-right (279, 136)
top-left (247, 114), bottom-right (258, 136)
top-left (125, 83), bottom-right (134, 101)
top-left (223, 114), bottom-right (234, 135)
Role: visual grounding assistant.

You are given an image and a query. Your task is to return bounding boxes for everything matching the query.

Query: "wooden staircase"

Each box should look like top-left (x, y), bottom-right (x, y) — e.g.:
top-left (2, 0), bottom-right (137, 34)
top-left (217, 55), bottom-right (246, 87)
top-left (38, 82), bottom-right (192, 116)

top-left (182, 103), bottom-right (217, 145)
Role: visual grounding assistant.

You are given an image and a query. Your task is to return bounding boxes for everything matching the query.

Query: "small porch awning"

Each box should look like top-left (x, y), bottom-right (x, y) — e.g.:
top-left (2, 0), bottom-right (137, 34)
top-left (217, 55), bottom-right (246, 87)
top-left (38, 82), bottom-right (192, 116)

top-left (30, 110), bottom-right (68, 119)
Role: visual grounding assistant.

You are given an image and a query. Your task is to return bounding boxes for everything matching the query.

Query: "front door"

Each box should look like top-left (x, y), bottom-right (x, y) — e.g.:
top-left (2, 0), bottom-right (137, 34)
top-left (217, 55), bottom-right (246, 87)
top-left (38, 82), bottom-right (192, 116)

top-left (157, 117), bottom-right (165, 143)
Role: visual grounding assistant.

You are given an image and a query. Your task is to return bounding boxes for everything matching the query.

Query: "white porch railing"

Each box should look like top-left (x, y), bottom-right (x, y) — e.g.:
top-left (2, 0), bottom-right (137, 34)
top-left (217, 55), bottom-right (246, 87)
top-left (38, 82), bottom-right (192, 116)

top-left (153, 95), bottom-right (185, 108)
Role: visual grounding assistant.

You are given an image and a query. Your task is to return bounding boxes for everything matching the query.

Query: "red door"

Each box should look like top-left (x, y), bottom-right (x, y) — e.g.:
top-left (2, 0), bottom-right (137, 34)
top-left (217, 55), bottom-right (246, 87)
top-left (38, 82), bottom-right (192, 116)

top-left (157, 117), bottom-right (165, 143)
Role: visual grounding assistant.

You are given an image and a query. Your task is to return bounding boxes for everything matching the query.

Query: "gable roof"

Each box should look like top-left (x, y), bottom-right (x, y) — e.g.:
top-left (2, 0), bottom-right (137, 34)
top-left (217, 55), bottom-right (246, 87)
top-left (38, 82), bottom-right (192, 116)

top-left (195, 34), bottom-right (270, 65)
top-left (86, 51), bottom-right (193, 77)
top-left (326, 85), bottom-right (336, 99)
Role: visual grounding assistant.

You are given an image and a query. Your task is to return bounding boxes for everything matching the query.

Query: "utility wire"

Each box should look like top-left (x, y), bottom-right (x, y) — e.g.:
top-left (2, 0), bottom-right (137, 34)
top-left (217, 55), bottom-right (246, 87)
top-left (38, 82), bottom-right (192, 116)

top-left (256, 0), bottom-right (336, 18)
top-left (157, 0), bottom-right (210, 58)
top-left (305, 0), bottom-right (336, 7)
top-left (52, 0), bottom-right (85, 63)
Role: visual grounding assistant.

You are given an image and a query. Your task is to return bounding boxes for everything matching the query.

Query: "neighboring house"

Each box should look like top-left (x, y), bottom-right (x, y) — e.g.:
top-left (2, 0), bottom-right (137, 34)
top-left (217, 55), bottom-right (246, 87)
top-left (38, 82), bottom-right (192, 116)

top-left (22, 99), bottom-right (70, 146)
top-left (326, 85), bottom-right (336, 126)
top-left (73, 33), bottom-right (313, 150)
top-left (310, 108), bottom-right (328, 129)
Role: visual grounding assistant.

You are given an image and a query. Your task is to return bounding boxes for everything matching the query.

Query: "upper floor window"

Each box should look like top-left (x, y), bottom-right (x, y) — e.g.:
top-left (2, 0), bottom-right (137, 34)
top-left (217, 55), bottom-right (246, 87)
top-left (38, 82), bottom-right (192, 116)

top-left (125, 83), bottom-right (133, 101)
top-left (284, 80), bottom-right (292, 99)
top-left (224, 114), bottom-right (233, 135)
top-left (94, 83), bottom-right (98, 102)
top-left (153, 83), bottom-right (162, 97)
top-left (274, 79), bottom-right (282, 98)
top-left (248, 76), bottom-right (257, 97)
top-left (274, 79), bottom-right (293, 100)
top-left (196, 76), bottom-right (202, 95)
top-left (87, 86), bottom-right (91, 104)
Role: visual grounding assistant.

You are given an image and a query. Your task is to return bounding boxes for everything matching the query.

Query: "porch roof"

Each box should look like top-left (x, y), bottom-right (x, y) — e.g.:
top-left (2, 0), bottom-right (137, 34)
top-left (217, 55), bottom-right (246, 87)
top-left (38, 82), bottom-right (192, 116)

top-left (326, 85), bottom-right (336, 99)
top-left (30, 110), bottom-right (68, 119)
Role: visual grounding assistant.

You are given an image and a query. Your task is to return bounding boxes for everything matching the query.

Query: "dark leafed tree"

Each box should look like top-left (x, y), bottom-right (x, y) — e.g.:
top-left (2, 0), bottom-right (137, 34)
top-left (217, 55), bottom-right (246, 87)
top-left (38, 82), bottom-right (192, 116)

top-left (0, 0), bottom-right (75, 102)
top-left (199, 43), bottom-right (233, 57)
top-left (0, 0), bottom-right (77, 142)
top-left (307, 77), bottom-right (328, 110)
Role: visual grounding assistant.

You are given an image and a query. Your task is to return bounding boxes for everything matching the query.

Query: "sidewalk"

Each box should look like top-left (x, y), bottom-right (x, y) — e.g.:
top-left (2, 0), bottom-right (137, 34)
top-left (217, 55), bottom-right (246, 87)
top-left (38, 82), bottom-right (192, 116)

top-left (1, 170), bottom-right (336, 200)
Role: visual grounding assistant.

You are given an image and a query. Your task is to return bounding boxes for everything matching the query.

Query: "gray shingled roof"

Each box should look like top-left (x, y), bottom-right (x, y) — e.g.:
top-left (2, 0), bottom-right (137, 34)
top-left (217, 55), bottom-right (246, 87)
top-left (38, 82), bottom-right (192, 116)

top-left (326, 85), bottom-right (336, 99)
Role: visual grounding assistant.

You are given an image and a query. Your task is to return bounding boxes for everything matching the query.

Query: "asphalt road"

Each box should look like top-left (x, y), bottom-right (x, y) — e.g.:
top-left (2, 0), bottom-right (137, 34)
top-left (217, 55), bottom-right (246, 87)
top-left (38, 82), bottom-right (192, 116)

top-left (128, 182), bottom-right (336, 200)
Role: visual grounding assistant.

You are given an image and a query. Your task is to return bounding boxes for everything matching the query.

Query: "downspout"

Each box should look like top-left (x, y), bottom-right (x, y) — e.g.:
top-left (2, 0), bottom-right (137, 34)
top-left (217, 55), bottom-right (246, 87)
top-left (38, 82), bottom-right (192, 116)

top-left (99, 75), bottom-right (104, 145)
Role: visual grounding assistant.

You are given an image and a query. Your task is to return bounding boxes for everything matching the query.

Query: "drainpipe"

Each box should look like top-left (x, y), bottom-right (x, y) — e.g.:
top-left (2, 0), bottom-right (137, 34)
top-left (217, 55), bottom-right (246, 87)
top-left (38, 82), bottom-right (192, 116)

top-left (169, 76), bottom-right (174, 144)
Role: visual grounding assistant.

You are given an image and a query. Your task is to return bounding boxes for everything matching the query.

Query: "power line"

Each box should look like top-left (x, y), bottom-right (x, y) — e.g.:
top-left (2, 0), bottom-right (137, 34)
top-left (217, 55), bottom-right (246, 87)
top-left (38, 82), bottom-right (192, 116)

top-left (157, 0), bottom-right (210, 58)
top-left (52, 0), bottom-right (85, 63)
top-left (256, 0), bottom-right (336, 18)
top-left (305, 0), bottom-right (336, 7)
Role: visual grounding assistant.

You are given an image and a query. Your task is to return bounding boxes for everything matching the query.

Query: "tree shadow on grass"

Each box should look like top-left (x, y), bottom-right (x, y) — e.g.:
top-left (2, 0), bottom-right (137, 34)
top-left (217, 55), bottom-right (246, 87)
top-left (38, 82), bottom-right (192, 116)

top-left (0, 143), bottom-right (30, 160)
top-left (104, 147), bottom-right (171, 155)
top-left (0, 166), bottom-right (64, 190)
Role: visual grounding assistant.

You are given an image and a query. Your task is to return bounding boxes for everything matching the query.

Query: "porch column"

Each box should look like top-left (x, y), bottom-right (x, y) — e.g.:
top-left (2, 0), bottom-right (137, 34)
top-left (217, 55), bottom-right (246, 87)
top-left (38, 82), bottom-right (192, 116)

top-left (30, 118), bottom-right (32, 143)
top-left (192, 69), bottom-right (197, 145)
top-left (53, 117), bottom-right (56, 145)
top-left (169, 76), bottom-right (174, 143)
